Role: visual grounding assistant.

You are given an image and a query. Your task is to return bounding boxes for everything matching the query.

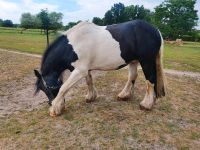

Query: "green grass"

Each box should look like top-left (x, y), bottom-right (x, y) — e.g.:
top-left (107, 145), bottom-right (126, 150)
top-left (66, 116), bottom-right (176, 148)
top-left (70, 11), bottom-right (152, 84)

top-left (164, 42), bottom-right (200, 72)
top-left (0, 27), bottom-right (56, 54)
top-left (0, 27), bottom-right (200, 72)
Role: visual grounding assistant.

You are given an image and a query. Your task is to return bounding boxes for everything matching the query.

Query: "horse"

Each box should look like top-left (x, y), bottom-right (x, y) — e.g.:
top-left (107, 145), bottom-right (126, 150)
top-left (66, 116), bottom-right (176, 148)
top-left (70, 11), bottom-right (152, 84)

top-left (34, 20), bottom-right (166, 117)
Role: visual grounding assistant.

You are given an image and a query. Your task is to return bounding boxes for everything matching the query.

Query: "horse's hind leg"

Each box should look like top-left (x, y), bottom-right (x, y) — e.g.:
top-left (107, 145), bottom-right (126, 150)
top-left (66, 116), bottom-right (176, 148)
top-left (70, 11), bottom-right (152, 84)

top-left (118, 61), bottom-right (138, 101)
top-left (139, 60), bottom-right (156, 110)
top-left (85, 71), bottom-right (97, 103)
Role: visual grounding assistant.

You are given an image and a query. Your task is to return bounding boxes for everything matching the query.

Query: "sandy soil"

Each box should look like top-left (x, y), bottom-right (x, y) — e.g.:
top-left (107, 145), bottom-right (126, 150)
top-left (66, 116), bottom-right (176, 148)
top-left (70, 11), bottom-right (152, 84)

top-left (0, 74), bottom-right (46, 117)
top-left (0, 50), bottom-right (102, 117)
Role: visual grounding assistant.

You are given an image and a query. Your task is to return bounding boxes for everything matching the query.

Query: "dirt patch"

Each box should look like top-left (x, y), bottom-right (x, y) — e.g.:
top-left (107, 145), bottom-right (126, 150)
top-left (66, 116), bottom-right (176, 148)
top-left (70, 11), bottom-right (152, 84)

top-left (0, 73), bottom-right (46, 117)
top-left (0, 50), bottom-right (104, 117)
top-left (0, 50), bottom-right (43, 117)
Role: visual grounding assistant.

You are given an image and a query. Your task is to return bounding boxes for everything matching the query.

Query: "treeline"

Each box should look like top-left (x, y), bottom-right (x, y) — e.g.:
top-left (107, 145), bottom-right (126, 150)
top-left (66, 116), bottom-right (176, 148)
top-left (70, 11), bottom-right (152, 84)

top-left (91, 0), bottom-right (199, 40)
top-left (0, 19), bottom-right (16, 27)
top-left (92, 4), bottom-right (153, 25)
top-left (0, 0), bottom-right (199, 41)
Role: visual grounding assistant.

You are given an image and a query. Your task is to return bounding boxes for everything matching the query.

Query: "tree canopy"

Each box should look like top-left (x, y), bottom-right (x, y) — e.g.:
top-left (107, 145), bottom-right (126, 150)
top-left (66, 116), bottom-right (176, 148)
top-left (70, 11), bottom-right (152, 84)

top-left (154, 0), bottom-right (198, 39)
top-left (93, 3), bottom-right (153, 26)
top-left (20, 13), bottom-right (39, 29)
top-left (35, 9), bottom-right (63, 46)
top-left (2, 20), bottom-right (13, 27)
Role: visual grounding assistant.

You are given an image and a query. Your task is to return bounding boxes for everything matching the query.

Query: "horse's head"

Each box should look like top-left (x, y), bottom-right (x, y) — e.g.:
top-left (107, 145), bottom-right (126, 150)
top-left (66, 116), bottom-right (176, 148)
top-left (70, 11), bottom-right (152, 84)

top-left (34, 35), bottom-right (78, 105)
top-left (34, 69), bottom-right (63, 105)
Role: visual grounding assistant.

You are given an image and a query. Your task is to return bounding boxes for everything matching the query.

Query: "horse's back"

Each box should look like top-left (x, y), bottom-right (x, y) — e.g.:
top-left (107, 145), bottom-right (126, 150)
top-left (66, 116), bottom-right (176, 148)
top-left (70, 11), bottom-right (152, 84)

top-left (106, 20), bottom-right (162, 63)
top-left (64, 20), bottom-right (162, 70)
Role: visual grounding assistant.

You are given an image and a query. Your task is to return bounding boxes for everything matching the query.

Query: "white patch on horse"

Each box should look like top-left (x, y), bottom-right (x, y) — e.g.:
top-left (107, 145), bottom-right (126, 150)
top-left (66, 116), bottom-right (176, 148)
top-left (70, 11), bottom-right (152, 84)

top-left (140, 80), bottom-right (156, 110)
top-left (64, 22), bottom-right (126, 71)
top-left (118, 61), bottom-right (138, 100)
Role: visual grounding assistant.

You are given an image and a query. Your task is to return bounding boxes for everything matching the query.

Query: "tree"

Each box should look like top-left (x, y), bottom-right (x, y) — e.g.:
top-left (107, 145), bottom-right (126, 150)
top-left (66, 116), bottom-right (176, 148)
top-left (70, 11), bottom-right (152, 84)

top-left (154, 0), bottom-right (198, 39)
top-left (2, 20), bottom-right (13, 27)
top-left (37, 9), bottom-right (63, 47)
top-left (111, 3), bottom-right (126, 23)
top-left (0, 19), bottom-right (3, 27)
top-left (48, 12), bottom-right (63, 30)
top-left (92, 17), bottom-right (104, 26)
top-left (104, 10), bottom-right (115, 25)
top-left (38, 9), bottom-right (50, 46)
top-left (21, 13), bottom-right (35, 29)
top-left (125, 5), bottom-right (153, 22)
top-left (104, 3), bottom-right (126, 25)
top-left (20, 13), bottom-right (38, 33)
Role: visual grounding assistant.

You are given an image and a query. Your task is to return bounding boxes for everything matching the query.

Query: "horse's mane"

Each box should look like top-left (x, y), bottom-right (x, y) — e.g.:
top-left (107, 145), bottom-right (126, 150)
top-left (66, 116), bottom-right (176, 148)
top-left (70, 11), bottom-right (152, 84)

top-left (41, 35), bottom-right (66, 72)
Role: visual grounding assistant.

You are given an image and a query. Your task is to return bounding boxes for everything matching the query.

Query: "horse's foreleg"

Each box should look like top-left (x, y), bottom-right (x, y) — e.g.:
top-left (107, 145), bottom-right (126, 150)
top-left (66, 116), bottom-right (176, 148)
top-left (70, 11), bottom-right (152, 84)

top-left (85, 71), bottom-right (97, 103)
top-left (49, 69), bottom-right (87, 116)
top-left (118, 62), bottom-right (138, 101)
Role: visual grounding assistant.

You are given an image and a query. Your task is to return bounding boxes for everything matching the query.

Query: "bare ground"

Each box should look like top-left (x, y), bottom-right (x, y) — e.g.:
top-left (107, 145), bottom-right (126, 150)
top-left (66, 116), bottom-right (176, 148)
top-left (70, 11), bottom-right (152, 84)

top-left (0, 49), bottom-right (200, 149)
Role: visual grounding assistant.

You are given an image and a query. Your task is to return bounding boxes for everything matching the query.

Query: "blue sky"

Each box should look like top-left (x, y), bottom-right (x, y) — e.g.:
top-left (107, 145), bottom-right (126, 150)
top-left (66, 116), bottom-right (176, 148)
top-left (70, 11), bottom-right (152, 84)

top-left (0, 0), bottom-right (199, 28)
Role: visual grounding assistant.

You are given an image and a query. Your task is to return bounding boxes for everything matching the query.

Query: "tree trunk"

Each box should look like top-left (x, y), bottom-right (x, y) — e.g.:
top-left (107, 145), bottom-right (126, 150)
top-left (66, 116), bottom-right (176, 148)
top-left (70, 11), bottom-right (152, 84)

top-left (46, 29), bottom-right (49, 47)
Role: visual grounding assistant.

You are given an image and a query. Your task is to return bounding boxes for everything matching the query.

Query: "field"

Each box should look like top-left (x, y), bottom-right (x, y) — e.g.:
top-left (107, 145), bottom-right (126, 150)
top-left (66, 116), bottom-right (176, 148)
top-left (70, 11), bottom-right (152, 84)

top-left (0, 27), bottom-right (56, 54)
top-left (0, 50), bottom-right (200, 149)
top-left (164, 42), bottom-right (200, 72)
top-left (0, 27), bottom-right (200, 72)
top-left (0, 27), bottom-right (200, 149)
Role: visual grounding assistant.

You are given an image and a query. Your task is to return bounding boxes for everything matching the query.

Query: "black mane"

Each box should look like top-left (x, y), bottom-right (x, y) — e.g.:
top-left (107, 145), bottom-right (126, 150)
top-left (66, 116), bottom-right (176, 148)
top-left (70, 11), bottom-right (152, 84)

top-left (40, 35), bottom-right (78, 76)
top-left (41, 35), bottom-right (67, 72)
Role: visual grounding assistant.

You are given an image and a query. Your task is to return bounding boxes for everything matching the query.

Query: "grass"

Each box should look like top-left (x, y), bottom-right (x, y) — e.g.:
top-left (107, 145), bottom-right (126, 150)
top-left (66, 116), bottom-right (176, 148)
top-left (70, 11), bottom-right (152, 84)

top-left (0, 61), bottom-right (200, 149)
top-left (0, 27), bottom-right (56, 54)
top-left (0, 27), bottom-right (200, 72)
top-left (164, 42), bottom-right (200, 72)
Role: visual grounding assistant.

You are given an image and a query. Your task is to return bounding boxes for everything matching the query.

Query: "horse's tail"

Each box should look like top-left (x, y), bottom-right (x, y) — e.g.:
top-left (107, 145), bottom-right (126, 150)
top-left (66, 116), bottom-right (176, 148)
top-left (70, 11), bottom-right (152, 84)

top-left (156, 30), bottom-right (166, 98)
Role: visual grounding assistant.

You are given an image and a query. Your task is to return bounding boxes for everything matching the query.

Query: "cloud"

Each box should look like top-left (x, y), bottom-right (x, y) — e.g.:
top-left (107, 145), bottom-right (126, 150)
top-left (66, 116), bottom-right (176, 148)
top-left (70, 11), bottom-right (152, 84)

top-left (0, 0), bottom-right (199, 29)
top-left (0, 0), bottom-right (58, 23)
top-left (63, 0), bottom-right (161, 24)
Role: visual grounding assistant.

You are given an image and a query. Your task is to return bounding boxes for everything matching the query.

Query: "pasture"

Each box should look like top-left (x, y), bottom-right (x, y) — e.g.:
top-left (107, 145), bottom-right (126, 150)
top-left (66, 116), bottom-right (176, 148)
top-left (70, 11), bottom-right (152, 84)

top-left (0, 27), bottom-right (55, 54)
top-left (0, 50), bottom-right (200, 149)
top-left (0, 27), bottom-right (200, 72)
top-left (0, 27), bottom-right (200, 149)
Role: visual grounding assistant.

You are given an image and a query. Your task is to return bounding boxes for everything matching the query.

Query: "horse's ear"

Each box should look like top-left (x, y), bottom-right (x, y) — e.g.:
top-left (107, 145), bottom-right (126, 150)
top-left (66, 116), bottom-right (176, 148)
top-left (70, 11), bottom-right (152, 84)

top-left (34, 69), bottom-right (41, 79)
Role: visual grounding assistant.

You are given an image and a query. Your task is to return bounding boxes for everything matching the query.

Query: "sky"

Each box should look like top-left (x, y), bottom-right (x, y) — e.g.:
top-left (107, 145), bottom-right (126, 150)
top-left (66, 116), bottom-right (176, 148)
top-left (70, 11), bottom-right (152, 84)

top-left (0, 0), bottom-right (200, 28)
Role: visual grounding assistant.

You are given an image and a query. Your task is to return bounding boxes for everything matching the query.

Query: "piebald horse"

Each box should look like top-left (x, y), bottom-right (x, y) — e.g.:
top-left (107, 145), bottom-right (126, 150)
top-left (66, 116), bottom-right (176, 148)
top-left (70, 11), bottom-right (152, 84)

top-left (34, 20), bottom-right (166, 117)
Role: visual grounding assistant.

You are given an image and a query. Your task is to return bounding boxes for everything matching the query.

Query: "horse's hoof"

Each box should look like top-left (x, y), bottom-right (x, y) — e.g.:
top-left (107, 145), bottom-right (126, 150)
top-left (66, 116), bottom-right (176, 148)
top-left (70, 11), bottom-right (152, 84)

top-left (117, 96), bottom-right (130, 101)
top-left (49, 105), bottom-right (65, 117)
top-left (49, 107), bottom-right (57, 117)
top-left (139, 103), bottom-right (152, 111)
top-left (86, 98), bottom-right (96, 103)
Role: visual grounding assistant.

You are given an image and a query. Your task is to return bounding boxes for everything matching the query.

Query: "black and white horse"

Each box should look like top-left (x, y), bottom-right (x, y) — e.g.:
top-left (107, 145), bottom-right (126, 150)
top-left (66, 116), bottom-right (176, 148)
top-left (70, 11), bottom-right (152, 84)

top-left (34, 20), bottom-right (166, 116)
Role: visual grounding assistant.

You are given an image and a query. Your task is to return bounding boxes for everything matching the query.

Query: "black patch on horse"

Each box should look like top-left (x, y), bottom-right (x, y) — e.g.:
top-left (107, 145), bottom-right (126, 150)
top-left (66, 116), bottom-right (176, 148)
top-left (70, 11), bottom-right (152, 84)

top-left (106, 20), bottom-right (162, 94)
top-left (41, 35), bottom-right (78, 76)
top-left (106, 20), bottom-right (161, 64)
top-left (116, 64), bottom-right (127, 70)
